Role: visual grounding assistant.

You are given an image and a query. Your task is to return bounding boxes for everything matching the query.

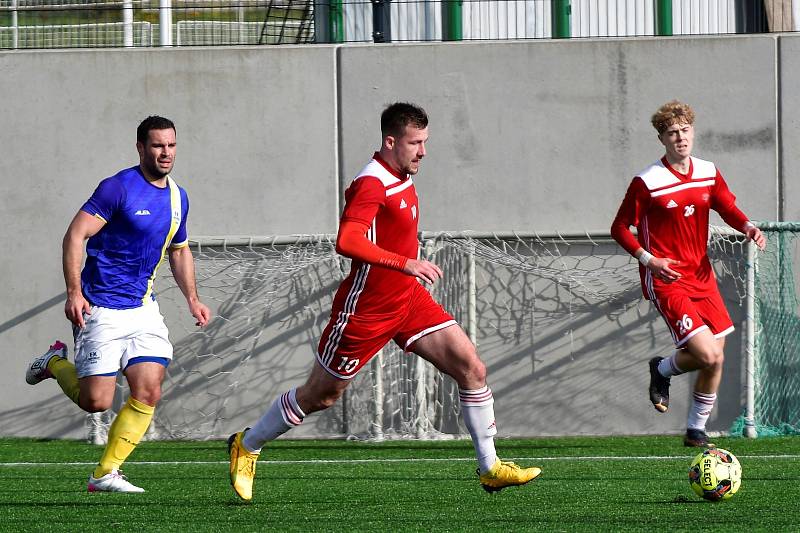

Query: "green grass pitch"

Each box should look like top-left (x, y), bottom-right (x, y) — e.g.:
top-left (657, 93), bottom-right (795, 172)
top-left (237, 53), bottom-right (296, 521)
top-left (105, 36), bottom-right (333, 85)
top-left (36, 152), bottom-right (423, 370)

top-left (1, 435), bottom-right (798, 532)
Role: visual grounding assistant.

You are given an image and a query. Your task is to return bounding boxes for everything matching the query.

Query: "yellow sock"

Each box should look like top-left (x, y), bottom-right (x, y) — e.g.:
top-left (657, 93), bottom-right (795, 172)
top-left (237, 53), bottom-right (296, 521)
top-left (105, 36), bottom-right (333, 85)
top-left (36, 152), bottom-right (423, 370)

top-left (93, 397), bottom-right (155, 479)
top-left (48, 357), bottom-right (80, 405)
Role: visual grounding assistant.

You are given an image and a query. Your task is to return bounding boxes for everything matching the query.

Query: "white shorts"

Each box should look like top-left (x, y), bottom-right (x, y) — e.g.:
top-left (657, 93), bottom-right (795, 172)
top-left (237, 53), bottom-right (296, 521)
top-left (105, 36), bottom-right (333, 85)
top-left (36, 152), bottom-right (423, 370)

top-left (73, 300), bottom-right (173, 378)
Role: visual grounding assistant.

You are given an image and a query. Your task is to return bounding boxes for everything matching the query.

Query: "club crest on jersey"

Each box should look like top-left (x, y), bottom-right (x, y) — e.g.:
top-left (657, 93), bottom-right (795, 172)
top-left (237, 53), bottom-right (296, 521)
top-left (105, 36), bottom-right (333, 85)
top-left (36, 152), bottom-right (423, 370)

top-left (666, 199), bottom-right (678, 209)
top-left (411, 205), bottom-right (417, 219)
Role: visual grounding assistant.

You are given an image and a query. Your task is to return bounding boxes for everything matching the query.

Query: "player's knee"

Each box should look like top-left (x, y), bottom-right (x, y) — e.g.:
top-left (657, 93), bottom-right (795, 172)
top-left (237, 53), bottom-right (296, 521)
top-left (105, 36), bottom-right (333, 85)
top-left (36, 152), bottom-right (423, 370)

top-left (80, 397), bottom-right (112, 413)
top-left (129, 387), bottom-right (162, 406)
top-left (695, 346), bottom-right (724, 369)
top-left (470, 359), bottom-right (487, 384)
top-left (451, 357), bottom-right (486, 389)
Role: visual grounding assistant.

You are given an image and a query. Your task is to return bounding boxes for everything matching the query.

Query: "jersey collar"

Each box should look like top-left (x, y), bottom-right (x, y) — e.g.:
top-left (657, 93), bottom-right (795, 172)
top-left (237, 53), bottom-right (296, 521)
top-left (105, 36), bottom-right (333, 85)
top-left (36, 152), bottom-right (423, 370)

top-left (661, 156), bottom-right (693, 181)
top-left (373, 152), bottom-right (409, 181)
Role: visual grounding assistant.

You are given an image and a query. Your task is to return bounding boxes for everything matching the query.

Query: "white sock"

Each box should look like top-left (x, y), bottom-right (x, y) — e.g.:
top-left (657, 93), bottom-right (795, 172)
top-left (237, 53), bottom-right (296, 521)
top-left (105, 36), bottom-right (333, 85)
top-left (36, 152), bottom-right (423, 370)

top-left (459, 386), bottom-right (498, 474)
top-left (658, 352), bottom-right (685, 378)
top-left (687, 391), bottom-right (716, 430)
top-left (242, 388), bottom-right (306, 452)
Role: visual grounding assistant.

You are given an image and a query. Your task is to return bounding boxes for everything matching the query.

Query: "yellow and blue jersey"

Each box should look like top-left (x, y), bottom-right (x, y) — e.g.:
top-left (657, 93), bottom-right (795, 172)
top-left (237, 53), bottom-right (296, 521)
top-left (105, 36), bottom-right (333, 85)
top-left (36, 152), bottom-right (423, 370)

top-left (80, 165), bottom-right (189, 310)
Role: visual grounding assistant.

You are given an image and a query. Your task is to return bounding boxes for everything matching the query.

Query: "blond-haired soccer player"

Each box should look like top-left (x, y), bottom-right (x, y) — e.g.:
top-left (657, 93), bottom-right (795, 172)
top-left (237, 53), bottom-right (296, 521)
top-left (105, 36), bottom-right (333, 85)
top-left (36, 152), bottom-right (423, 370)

top-left (227, 102), bottom-right (541, 501)
top-left (611, 101), bottom-right (765, 447)
top-left (26, 116), bottom-right (211, 492)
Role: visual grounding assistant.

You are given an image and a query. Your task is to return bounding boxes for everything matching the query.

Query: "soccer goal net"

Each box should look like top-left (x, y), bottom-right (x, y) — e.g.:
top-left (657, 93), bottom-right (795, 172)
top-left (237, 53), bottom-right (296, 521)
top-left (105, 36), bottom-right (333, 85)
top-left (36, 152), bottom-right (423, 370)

top-left (86, 224), bottom-right (800, 443)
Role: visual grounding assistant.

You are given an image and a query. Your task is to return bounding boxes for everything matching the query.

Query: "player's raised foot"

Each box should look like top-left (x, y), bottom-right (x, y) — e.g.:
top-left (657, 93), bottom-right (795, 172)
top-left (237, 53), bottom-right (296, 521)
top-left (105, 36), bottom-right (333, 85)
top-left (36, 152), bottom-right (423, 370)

top-left (87, 470), bottom-right (145, 493)
top-left (25, 340), bottom-right (68, 385)
top-left (478, 459), bottom-right (541, 493)
top-left (648, 356), bottom-right (670, 413)
top-left (228, 429), bottom-right (260, 501)
top-left (684, 428), bottom-right (716, 448)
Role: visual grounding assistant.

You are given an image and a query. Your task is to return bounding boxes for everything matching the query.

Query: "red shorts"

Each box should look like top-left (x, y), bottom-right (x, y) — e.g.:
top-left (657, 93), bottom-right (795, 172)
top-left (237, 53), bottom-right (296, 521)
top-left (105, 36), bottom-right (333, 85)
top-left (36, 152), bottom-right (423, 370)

top-left (316, 282), bottom-right (456, 379)
top-left (652, 288), bottom-right (734, 347)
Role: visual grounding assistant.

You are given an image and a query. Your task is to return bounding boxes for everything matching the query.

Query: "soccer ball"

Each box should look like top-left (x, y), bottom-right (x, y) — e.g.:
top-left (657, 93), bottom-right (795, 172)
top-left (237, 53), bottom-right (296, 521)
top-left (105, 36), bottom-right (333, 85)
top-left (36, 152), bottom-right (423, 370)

top-left (688, 448), bottom-right (742, 501)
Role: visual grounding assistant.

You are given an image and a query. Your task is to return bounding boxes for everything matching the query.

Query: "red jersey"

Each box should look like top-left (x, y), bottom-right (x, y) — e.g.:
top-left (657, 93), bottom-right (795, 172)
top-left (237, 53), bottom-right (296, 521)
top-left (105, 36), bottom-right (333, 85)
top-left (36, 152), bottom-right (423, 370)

top-left (611, 156), bottom-right (749, 299)
top-left (333, 153), bottom-right (420, 314)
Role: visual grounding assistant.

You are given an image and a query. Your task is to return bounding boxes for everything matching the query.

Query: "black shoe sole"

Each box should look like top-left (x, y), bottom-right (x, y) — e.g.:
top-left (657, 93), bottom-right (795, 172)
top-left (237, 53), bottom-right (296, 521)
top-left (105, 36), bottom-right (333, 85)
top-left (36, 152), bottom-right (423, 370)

top-left (648, 358), bottom-right (670, 412)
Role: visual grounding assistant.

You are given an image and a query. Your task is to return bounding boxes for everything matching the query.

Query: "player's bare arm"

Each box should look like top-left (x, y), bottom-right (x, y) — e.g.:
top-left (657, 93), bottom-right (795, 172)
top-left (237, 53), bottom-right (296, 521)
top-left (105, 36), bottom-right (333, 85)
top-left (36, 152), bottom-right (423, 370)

top-left (168, 245), bottom-right (211, 327)
top-left (62, 210), bottom-right (105, 328)
top-left (636, 247), bottom-right (681, 283)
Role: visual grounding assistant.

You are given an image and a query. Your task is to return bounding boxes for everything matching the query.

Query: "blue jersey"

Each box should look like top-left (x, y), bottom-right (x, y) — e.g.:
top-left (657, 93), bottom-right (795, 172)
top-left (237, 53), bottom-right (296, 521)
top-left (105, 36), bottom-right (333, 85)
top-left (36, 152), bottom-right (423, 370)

top-left (80, 165), bottom-right (190, 309)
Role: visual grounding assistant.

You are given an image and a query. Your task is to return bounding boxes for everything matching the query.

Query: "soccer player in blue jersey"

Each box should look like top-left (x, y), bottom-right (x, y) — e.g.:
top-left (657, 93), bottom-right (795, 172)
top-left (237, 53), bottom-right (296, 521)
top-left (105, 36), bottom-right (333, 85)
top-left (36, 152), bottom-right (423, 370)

top-left (25, 116), bottom-right (211, 493)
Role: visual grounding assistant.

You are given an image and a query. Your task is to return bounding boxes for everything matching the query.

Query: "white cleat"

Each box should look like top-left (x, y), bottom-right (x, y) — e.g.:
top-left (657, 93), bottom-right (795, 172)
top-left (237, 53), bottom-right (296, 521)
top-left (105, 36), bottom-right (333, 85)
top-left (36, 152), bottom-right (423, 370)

top-left (25, 340), bottom-right (68, 385)
top-left (87, 470), bottom-right (145, 493)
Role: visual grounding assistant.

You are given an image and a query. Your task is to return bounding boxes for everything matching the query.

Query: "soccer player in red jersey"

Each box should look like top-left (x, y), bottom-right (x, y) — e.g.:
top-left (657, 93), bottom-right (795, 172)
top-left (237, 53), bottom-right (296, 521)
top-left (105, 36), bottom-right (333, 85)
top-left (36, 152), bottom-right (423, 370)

top-left (611, 101), bottom-right (766, 447)
top-left (227, 102), bottom-right (541, 500)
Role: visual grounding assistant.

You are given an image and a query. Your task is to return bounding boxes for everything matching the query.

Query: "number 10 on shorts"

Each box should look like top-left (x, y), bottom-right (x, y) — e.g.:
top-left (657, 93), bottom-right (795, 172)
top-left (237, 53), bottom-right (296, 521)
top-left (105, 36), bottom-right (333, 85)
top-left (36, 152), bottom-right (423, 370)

top-left (337, 357), bottom-right (360, 374)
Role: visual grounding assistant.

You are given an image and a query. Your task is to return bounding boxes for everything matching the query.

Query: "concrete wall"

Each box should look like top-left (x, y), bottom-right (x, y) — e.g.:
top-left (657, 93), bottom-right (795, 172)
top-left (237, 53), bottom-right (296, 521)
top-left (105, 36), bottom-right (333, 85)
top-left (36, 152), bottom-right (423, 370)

top-left (0, 34), bottom-right (796, 439)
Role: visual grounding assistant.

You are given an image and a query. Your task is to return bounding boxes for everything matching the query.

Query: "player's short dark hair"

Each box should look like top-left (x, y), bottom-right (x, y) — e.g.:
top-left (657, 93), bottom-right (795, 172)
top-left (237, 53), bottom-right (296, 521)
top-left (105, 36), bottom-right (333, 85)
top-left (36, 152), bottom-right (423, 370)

top-left (137, 116), bottom-right (176, 144)
top-left (381, 102), bottom-right (428, 138)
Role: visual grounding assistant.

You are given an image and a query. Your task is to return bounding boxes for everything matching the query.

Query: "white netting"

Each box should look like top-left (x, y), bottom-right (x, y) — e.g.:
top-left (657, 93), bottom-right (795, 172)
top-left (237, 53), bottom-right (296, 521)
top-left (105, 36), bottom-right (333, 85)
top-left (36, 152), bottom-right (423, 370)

top-left (89, 228), bottom-right (756, 442)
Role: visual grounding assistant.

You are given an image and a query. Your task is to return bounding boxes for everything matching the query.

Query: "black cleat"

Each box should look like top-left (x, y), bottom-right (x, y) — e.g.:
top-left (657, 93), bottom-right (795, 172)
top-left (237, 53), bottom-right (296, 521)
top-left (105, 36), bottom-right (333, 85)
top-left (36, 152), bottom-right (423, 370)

top-left (648, 357), bottom-right (671, 413)
top-left (684, 428), bottom-right (716, 448)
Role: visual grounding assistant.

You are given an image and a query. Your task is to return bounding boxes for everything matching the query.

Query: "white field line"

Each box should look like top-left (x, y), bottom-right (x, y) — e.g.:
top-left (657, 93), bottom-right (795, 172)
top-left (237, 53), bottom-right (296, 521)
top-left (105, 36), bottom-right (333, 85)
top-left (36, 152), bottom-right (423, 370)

top-left (1, 454), bottom-right (799, 467)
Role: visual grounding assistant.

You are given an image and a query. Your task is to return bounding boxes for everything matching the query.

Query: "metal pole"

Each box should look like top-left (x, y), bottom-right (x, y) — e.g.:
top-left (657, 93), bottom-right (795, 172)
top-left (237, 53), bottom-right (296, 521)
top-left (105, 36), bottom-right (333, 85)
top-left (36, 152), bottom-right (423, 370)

top-left (414, 356), bottom-right (427, 439)
top-left (123, 0), bottom-right (134, 47)
top-left (467, 242), bottom-right (477, 346)
top-left (314, 0), bottom-right (330, 43)
top-left (371, 350), bottom-right (385, 441)
top-left (159, 0), bottom-right (173, 46)
top-left (11, 0), bottom-right (18, 49)
top-left (371, 0), bottom-right (391, 43)
top-left (238, 2), bottom-right (245, 44)
top-left (551, 0), bottom-right (571, 38)
top-left (442, 0), bottom-right (462, 41)
top-left (743, 239), bottom-right (757, 438)
top-left (331, 0), bottom-right (344, 42)
top-left (655, 0), bottom-right (673, 36)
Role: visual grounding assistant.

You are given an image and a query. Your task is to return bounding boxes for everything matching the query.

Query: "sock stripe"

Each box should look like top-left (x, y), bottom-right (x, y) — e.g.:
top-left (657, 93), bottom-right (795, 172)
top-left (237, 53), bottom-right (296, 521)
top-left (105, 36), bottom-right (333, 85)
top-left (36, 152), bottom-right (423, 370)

top-left (280, 391), bottom-right (304, 426)
top-left (459, 386), bottom-right (494, 405)
top-left (692, 392), bottom-right (717, 406)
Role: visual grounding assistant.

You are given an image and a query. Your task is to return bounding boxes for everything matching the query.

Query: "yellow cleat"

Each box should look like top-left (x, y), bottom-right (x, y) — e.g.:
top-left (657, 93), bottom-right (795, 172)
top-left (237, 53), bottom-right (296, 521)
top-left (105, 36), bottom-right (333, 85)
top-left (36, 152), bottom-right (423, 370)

top-left (478, 459), bottom-right (541, 493)
top-left (227, 430), bottom-right (260, 501)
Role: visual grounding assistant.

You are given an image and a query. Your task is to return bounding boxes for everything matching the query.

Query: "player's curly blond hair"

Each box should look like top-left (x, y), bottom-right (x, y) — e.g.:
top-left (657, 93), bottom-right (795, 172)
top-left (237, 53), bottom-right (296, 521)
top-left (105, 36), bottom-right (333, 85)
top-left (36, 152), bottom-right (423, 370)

top-left (651, 101), bottom-right (695, 134)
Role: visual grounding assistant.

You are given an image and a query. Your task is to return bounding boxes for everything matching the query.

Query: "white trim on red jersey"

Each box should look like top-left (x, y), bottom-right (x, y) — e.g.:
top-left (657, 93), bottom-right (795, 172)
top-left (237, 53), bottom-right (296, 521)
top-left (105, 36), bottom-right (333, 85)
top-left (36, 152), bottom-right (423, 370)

top-left (355, 158), bottom-right (414, 197)
top-left (688, 157), bottom-right (717, 179)
top-left (651, 179), bottom-right (716, 197)
top-left (355, 158), bottom-right (404, 187)
top-left (637, 156), bottom-right (717, 193)
top-left (386, 179), bottom-right (414, 197)
top-left (636, 160), bottom-right (680, 190)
